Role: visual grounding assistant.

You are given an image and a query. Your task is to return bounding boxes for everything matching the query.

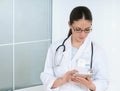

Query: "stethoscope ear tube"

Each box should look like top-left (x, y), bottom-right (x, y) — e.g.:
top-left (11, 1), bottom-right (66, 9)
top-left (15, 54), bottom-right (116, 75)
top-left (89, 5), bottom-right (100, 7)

top-left (90, 42), bottom-right (93, 69)
top-left (56, 37), bottom-right (69, 52)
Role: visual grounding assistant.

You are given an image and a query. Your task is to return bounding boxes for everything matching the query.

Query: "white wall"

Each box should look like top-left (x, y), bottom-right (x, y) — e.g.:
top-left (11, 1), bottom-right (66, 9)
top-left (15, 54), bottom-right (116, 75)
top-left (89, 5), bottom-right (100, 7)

top-left (52, 0), bottom-right (120, 91)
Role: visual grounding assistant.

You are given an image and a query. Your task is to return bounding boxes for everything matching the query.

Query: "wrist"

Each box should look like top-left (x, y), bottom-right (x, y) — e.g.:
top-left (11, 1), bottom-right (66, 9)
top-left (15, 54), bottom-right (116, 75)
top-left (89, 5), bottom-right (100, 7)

top-left (51, 77), bottom-right (64, 89)
top-left (59, 77), bottom-right (65, 85)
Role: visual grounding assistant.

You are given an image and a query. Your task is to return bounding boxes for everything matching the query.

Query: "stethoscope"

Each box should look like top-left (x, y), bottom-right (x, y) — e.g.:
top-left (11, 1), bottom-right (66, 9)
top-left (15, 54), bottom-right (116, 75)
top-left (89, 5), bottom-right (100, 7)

top-left (54, 37), bottom-right (93, 72)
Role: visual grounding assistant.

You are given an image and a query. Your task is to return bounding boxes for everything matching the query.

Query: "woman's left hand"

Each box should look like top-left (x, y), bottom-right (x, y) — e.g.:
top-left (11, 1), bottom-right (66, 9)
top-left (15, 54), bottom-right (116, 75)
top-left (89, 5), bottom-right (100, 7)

top-left (71, 76), bottom-right (96, 91)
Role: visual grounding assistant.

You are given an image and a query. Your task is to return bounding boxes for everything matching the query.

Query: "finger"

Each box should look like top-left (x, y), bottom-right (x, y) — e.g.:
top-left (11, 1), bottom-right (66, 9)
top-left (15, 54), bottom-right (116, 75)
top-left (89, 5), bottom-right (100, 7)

top-left (70, 70), bottom-right (78, 75)
top-left (71, 77), bottom-right (80, 83)
top-left (73, 77), bottom-right (92, 88)
top-left (73, 77), bottom-right (86, 84)
top-left (86, 77), bottom-right (92, 81)
top-left (76, 77), bottom-right (89, 83)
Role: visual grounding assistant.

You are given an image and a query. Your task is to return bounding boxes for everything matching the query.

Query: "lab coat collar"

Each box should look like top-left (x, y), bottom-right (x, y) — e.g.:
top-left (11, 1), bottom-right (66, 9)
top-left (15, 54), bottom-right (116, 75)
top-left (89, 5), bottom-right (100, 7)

top-left (64, 33), bottom-right (92, 62)
top-left (72, 33), bottom-right (92, 61)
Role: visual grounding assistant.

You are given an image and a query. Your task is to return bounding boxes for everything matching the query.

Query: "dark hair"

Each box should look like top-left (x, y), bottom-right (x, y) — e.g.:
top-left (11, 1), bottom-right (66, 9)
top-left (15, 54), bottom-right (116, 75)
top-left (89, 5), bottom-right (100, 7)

top-left (67, 6), bottom-right (92, 38)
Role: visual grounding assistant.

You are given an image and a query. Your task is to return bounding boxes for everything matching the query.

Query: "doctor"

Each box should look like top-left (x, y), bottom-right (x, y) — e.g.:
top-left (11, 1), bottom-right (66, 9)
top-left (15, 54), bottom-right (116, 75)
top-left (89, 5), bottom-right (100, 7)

top-left (40, 6), bottom-right (109, 91)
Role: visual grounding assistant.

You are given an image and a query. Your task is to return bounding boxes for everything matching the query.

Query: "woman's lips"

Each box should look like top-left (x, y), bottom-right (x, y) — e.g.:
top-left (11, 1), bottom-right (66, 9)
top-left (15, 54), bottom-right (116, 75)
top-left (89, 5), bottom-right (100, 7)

top-left (79, 37), bottom-right (84, 39)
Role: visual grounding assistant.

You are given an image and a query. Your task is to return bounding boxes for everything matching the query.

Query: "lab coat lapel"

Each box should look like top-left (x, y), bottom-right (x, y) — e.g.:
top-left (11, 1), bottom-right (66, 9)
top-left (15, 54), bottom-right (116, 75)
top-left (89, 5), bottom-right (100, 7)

top-left (72, 33), bottom-right (92, 62)
top-left (62, 33), bottom-right (92, 64)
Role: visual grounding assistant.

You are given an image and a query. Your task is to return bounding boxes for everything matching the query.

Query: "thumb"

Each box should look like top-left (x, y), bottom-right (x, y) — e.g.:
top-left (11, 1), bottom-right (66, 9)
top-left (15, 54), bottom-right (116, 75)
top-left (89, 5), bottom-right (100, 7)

top-left (70, 69), bottom-right (78, 75)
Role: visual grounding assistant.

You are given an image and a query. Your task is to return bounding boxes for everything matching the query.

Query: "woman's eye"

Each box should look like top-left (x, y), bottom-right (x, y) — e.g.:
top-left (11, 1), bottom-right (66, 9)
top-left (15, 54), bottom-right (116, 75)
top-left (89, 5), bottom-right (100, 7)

top-left (75, 28), bottom-right (80, 31)
top-left (85, 29), bottom-right (90, 32)
top-left (85, 29), bottom-right (89, 31)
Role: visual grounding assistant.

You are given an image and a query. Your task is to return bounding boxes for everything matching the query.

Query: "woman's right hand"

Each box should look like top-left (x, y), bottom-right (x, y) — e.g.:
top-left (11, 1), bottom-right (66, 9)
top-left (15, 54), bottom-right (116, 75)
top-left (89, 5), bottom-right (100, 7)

top-left (51, 69), bottom-right (78, 88)
top-left (62, 69), bottom-right (78, 84)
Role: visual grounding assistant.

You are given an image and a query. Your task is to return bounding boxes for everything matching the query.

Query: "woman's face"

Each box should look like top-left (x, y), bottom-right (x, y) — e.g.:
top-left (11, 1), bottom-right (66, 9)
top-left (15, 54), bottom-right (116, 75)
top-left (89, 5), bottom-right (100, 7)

top-left (70, 19), bottom-right (92, 43)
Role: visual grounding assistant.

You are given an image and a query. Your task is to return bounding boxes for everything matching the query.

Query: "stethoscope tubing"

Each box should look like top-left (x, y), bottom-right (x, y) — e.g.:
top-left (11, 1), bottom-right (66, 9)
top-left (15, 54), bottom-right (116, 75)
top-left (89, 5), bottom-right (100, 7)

top-left (55, 38), bottom-right (93, 70)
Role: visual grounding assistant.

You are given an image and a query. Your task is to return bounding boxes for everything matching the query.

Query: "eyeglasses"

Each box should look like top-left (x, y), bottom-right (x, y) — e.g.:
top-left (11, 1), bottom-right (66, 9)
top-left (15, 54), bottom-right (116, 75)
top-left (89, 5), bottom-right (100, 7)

top-left (72, 26), bottom-right (92, 33)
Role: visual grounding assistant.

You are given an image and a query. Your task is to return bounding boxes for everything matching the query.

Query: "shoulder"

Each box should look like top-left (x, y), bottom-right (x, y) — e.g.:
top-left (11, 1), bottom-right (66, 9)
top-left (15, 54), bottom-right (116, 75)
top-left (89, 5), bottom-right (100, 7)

top-left (52, 39), bottom-right (64, 47)
top-left (48, 38), bottom-right (65, 51)
top-left (52, 39), bottom-right (64, 46)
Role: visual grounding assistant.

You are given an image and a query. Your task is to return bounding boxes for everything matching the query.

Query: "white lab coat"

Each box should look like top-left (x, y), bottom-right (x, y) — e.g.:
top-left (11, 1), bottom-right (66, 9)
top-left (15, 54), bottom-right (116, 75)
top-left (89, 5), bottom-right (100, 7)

top-left (40, 33), bottom-right (109, 91)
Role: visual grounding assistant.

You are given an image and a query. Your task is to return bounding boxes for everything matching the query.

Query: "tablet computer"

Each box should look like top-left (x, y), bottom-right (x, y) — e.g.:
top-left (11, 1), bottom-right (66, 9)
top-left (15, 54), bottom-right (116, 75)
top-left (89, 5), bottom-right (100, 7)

top-left (74, 73), bottom-right (93, 78)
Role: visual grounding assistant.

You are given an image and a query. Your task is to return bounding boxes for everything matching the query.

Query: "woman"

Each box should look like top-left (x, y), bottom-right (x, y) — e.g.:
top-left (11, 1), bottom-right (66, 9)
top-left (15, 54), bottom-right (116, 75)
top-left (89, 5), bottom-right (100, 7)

top-left (40, 6), bottom-right (109, 91)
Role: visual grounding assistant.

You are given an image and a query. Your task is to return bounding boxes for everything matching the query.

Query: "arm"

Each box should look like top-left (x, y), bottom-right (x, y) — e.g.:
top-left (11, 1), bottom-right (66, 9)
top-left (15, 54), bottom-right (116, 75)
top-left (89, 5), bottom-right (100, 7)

top-left (71, 45), bottom-right (109, 91)
top-left (40, 45), bottom-right (58, 90)
top-left (40, 45), bottom-right (78, 90)
top-left (52, 70), bottom-right (78, 88)
top-left (71, 75), bottom-right (96, 91)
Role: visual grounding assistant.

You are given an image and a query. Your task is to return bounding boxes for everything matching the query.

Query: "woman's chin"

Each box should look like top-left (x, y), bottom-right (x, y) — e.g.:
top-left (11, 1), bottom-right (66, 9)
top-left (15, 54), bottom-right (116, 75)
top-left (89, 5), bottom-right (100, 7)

top-left (76, 40), bottom-right (83, 43)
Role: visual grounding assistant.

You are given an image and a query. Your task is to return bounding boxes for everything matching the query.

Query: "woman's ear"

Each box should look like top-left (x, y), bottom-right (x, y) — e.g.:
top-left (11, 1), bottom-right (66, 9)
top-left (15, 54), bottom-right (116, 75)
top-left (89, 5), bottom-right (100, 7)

top-left (68, 21), bottom-right (72, 28)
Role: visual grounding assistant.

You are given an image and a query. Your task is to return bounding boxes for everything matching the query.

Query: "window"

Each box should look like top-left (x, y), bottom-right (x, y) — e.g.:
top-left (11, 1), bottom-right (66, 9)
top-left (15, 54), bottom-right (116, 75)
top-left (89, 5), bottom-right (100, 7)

top-left (0, 0), bottom-right (52, 90)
